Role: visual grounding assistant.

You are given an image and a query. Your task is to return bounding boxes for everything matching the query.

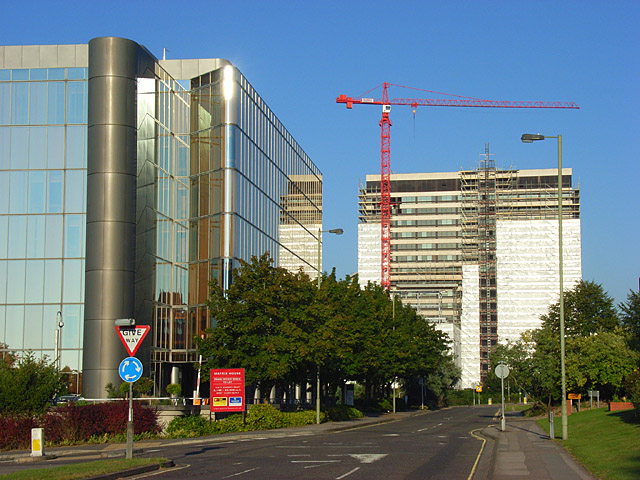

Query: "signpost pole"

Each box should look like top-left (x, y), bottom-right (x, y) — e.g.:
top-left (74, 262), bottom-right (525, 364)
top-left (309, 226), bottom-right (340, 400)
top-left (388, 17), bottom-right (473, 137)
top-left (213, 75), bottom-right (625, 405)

top-left (126, 382), bottom-right (133, 459)
top-left (494, 364), bottom-right (509, 432)
top-left (115, 319), bottom-right (148, 461)
top-left (501, 374), bottom-right (505, 431)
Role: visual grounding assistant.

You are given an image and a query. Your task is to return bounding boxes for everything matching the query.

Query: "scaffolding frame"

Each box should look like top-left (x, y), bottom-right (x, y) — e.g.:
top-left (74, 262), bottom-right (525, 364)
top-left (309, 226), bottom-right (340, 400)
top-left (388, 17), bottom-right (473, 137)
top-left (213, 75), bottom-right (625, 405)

top-left (460, 145), bottom-right (515, 381)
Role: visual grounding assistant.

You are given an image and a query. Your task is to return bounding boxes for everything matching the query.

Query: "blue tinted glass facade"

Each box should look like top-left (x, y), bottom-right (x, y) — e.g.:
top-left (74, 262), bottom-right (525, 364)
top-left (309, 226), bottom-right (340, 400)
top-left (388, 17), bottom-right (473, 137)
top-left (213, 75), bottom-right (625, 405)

top-left (0, 67), bottom-right (87, 375)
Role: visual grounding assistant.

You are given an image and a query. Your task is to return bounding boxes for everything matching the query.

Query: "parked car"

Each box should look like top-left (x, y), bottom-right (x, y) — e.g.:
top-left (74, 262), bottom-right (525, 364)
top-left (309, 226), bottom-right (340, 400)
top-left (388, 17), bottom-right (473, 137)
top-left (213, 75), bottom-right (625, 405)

top-left (53, 394), bottom-right (84, 405)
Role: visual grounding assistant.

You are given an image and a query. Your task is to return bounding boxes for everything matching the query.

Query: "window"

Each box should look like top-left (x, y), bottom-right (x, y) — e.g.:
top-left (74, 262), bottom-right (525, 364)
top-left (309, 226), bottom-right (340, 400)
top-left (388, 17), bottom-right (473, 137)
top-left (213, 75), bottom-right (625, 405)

top-left (47, 83), bottom-right (65, 124)
top-left (47, 171), bottom-right (63, 213)
top-left (29, 83), bottom-right (47, 125)
top-left (11, 83), bottom-right (28, 125)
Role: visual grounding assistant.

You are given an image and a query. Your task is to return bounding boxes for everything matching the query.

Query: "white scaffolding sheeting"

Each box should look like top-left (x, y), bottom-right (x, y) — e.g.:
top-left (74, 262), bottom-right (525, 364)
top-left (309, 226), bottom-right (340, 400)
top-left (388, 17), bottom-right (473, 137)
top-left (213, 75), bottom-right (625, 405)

top-left (357, 223), bottom-right (380, 287)
top-left (459, 264), bottom-right (481, 389)
top-left (496, 219), bottom-right (582, 344)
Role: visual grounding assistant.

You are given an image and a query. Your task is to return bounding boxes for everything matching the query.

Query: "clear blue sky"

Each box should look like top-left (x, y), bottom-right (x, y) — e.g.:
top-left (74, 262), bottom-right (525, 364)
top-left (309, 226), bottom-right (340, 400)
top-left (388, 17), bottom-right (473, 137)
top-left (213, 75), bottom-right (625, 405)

top-left (3, 0), bottom-right (638, 305)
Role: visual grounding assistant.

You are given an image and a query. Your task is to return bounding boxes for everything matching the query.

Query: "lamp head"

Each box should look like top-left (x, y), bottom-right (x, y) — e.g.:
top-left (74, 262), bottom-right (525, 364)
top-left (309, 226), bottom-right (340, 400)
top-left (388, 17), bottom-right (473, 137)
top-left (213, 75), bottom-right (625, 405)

top-left (115, 318), bottom-right (136, 327)
top-left (521, 133), bottom-right (545, 143)
top-left (328, 228), bottom-right (344, 235)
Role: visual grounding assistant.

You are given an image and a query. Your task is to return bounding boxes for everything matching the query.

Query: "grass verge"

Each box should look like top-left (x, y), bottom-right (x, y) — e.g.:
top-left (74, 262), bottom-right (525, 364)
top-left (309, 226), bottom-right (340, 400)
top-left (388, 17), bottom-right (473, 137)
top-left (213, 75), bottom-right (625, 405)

top-left (536, 407), bottom-right (640, 480)
top-left (0, 457), bottom-right (169, 480)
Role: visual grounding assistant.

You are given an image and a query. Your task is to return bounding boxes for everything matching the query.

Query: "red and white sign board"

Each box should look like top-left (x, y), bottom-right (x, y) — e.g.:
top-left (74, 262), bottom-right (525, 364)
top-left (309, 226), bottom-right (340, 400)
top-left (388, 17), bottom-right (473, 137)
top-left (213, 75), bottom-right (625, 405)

top-left (210, 368), bottom-right (245, 412)
top-left (115, 326), bottom-right (150, 356)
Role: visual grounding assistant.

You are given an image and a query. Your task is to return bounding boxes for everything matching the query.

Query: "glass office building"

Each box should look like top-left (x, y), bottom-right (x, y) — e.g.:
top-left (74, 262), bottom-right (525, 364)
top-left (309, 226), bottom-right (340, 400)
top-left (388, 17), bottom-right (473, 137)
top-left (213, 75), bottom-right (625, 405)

top-left (0, 38), bottom-right (323, 398)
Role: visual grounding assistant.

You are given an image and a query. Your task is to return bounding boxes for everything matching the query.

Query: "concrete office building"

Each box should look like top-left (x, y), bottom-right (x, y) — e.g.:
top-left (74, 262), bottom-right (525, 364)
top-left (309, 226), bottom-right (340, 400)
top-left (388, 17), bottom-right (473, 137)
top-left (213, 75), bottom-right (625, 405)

top-left (0, 38), bottom-right (323, 398)
top-left (358, 151), bottom-right (581, 387)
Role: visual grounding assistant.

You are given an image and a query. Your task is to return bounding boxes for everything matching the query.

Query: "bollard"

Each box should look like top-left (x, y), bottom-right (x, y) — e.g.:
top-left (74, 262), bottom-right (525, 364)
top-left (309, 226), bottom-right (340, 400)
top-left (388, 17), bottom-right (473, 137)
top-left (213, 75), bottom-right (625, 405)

top-left (31, 428), bottom-right (44, 457)
top-left (548, 410), bottom-right (555, 439)
top-left (488, 398), bottom-right (492, 405)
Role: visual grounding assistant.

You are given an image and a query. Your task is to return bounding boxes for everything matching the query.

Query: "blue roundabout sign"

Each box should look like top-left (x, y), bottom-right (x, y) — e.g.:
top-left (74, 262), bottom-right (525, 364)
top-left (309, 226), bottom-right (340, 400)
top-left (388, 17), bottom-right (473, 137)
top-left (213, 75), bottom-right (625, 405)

top-left (119, 356), bottom-right (143, 383)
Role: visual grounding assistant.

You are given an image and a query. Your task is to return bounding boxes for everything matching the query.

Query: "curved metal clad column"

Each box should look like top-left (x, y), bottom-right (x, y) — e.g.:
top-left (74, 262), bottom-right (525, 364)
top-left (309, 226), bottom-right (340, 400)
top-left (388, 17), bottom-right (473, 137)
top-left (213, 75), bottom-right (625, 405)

top-left (83, 37), bottom-right (138, 398)
top-left (222, 66), bottom-right (239, 292)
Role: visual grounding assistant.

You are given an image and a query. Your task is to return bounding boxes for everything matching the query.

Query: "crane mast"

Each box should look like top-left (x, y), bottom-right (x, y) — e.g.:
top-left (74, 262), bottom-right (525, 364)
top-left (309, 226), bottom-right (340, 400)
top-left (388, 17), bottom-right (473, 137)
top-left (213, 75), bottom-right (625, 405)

top-left (337, 82), bottom-right (579, 290)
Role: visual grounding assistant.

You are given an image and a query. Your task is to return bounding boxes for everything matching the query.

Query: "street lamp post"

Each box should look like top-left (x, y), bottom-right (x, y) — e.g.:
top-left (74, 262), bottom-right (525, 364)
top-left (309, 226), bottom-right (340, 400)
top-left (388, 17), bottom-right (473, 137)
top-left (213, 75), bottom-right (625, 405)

top-left (521, 133), bottom-right (567, 440)
top-left (54, 311), bottom-right (64, 370)
top-left (316, 227), bottom-right (343, 424)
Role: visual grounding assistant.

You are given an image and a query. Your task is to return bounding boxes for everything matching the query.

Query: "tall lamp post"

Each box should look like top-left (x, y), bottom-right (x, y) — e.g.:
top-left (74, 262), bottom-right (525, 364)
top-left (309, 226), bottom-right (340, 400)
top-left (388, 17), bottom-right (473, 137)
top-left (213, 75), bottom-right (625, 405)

top-left (54, 311), bottom-right (64, 371)
top-left (316, 227), bottom-right (343, 424)
top-left (521, 133), bottom-right (567, 440)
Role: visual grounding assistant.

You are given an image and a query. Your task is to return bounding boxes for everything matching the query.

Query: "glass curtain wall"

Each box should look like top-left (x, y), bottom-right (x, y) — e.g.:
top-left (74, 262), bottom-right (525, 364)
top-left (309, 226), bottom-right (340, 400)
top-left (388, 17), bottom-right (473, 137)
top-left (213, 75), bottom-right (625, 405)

top-left (0, 67), bottom-right (87, 375)
top-left (188, 67), bottom-right (322, 360)
top-left (136, 68), bottom-right (191, 380)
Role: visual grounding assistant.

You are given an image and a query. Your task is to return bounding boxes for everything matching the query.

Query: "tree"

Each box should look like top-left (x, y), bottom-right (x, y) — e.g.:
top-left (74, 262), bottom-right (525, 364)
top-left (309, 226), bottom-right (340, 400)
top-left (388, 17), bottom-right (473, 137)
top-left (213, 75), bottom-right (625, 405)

top-left (540, 280), bottom-right (619, 337)
top-left (620, 289), bottom-right (640, 352)
top-left (197, 253), bottom-right (456, 408)
top-left (198, 253), bottom-right (316, 402)
top-left (0, 352), bottom-right (67, 415)
top-left (489, 331), bottom-right (560, 408)
top-left (565, 331), bottom-right (638, 398)
top-left (490, 281), bottom-right (634, 408)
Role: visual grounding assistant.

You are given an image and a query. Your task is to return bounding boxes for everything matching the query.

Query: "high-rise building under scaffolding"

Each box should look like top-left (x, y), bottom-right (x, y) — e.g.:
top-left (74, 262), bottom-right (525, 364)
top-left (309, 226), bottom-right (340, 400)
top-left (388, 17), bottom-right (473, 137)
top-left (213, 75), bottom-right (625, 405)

top-left (357, 148), bottom-right (581, 388)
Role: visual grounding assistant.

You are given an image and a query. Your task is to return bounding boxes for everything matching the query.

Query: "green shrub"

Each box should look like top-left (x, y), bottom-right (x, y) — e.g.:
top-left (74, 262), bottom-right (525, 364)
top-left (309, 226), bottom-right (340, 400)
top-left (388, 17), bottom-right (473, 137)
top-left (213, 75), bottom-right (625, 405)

top-left (165, 414), bottom-right (213, 437)
top-left (445, 389), bottom-right (475, 406)
top-left (625, 368), bottom-right (640, 418)
top-left (378, 398), bottom-right (393, 412)
top-left (211, 414), bottom-right (245, 434)
top-left (166, 384), bottom-right (181, 396)
top-left (245, 404), bottom-right (284, 430)
top-left (326, 406), bottom-right (364, 421)
top-left (355, 398), bottom-right (392, 413)
top-left (282, 409), bottom-right (320, 427)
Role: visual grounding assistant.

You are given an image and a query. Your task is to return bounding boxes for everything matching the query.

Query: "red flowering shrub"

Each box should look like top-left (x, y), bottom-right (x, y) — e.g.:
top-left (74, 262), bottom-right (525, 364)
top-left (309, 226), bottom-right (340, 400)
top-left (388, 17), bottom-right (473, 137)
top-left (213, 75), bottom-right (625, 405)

top-left (0, 416), bottom-right (36, 450)
top-left (0, 402), bottom-right (159, 450)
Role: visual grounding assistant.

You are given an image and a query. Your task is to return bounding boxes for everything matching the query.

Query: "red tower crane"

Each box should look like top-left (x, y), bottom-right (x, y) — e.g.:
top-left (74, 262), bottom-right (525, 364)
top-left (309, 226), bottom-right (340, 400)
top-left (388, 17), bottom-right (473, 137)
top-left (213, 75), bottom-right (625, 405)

top-left (337, 82), bottom-right (579, 290)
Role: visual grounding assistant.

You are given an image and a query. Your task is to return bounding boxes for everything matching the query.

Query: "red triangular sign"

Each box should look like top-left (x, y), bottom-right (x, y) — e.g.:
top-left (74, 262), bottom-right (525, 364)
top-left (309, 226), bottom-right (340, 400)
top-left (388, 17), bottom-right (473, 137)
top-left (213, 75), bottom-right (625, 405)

top-left (115, 325), bottom-right (150, 356)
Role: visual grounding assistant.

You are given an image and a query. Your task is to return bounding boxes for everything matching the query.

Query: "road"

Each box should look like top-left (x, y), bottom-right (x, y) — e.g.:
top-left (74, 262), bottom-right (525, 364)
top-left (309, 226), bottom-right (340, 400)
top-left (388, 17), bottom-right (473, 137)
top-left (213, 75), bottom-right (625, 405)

top-left (143, 406), bottom-right (496, 479)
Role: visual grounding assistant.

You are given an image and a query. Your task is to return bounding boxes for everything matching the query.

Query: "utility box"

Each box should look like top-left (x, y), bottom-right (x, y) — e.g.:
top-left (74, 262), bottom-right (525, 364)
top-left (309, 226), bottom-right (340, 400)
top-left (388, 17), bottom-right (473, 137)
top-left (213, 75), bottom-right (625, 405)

top-left (31, 428), bottom-right (44, 456)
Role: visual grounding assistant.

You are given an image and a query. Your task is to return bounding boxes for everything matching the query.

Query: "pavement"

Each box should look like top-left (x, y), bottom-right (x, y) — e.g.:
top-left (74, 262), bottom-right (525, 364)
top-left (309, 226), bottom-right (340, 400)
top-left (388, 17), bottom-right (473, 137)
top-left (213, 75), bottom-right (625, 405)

top-left (473, 410), bottom-right (597, 480)
top-left (0, 409), bottom-right (598, 479)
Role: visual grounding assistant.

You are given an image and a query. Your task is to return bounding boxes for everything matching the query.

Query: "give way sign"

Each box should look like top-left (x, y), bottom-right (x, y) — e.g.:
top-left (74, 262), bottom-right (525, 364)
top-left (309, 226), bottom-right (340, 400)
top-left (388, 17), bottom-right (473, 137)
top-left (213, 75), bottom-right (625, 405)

top-left (115, 325), bottom-right (150, 356)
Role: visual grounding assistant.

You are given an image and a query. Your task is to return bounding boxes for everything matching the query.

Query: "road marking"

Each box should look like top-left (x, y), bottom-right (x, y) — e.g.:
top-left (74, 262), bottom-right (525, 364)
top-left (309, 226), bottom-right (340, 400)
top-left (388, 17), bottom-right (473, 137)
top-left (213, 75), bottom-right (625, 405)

top-left (124, 464), bottom-right (189, 479)
top-left (222, 467), bottom-right (259, 478)
top-left (336, 467), bottom-right (361, 479)
top-left (383, 433), bottom-right (399, 436)
top-left (349, 453), bottom-right (387, 464)
top-left (417, 424), bottom-right (439, 432)
top-left (288, 454), bottom-right (311, 457)
top-left (292, 460), bottom-right (341, 464)
top-left (468, 427), bottom-right (489, 480)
